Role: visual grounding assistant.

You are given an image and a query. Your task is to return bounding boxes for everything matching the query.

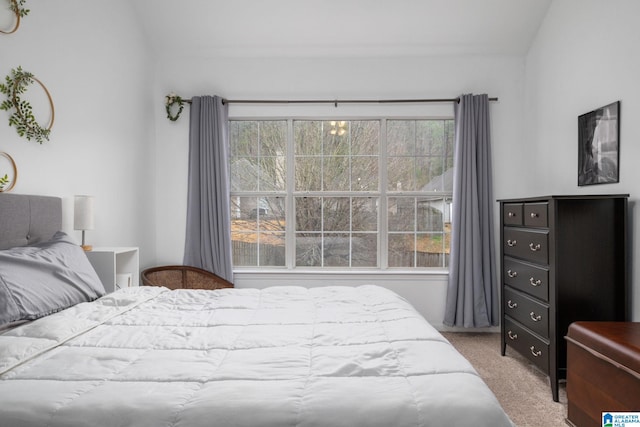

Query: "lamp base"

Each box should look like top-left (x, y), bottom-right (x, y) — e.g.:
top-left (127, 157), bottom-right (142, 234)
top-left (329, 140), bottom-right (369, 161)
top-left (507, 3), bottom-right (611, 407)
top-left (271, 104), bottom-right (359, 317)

top-left (81, 244), bottom-right (93, 251)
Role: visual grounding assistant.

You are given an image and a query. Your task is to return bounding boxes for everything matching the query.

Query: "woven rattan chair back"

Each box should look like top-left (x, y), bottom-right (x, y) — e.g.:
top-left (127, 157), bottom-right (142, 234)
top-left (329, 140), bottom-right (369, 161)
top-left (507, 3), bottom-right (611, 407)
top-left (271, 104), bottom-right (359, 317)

top-left (141, 265), bottom-right (234, 290)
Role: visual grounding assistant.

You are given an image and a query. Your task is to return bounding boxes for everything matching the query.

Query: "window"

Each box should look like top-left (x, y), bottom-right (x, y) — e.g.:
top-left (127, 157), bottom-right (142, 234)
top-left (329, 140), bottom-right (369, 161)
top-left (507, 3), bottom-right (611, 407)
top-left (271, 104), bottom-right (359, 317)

top-left (230, 118), bottom-right (454, 269)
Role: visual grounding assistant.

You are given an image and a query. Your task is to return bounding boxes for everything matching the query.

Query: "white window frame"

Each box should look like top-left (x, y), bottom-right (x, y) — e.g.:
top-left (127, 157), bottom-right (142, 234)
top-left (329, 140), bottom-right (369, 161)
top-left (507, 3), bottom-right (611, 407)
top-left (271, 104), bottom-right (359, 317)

top-left (229, 116), bottom-right (453, 272)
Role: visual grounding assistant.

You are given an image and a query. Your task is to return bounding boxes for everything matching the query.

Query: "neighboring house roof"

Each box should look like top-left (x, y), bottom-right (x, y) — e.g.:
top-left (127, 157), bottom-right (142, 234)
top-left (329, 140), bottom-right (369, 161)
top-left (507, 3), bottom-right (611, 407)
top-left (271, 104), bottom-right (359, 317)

top-left (421, 168), bottom-right (454, 193)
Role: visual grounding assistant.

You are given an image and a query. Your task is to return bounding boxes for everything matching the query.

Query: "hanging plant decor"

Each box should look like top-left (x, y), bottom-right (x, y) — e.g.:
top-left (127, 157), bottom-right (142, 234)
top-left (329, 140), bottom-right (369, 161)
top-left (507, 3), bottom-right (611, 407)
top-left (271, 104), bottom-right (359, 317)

top-left (1, 0), bottom-right (29, 34)
top-left (0, 151), bottom-right (17, 192)
top-left (165, 92), bottom-right (184, 121)
top-left (0, 66), bottom-right (54, 143)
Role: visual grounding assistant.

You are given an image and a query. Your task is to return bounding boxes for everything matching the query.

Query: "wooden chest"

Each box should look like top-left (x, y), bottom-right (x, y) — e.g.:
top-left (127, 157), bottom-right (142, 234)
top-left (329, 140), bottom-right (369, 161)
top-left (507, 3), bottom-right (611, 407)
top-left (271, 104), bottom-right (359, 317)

top-left (565, 322), bottom-right (640, 427)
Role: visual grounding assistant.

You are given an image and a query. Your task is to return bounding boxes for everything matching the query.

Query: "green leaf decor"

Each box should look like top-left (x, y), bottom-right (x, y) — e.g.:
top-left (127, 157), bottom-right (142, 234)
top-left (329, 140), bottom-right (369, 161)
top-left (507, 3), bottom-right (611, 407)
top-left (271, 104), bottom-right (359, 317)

top-left (0, 66), bottom-right (54, 143)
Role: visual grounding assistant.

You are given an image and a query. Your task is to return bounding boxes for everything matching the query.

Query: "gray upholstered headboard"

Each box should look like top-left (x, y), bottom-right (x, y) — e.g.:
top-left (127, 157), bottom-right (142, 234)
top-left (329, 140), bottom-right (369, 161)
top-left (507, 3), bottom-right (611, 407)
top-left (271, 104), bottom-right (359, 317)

top-left (0, 193), bottom-right (62, 250)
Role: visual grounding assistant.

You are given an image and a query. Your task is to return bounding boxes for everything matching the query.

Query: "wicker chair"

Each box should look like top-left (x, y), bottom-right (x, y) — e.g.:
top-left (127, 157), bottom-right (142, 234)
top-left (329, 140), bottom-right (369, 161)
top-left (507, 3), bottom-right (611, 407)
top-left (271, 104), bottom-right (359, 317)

top-left (141, 265), bottom-right (234, 290)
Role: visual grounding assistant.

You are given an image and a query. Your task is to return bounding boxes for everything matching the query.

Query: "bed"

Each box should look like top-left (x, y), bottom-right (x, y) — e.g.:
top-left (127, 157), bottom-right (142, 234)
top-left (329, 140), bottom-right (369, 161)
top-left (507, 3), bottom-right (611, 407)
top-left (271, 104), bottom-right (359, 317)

top-left (0, 193), bottom-right (513, 427)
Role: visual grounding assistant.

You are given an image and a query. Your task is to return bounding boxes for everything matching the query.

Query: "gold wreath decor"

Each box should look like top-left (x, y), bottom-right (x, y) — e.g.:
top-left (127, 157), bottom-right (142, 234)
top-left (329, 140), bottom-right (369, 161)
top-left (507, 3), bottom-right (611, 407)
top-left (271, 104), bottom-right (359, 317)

top-left (0, 66), bottom-right (54, 143)
top-left (1, 0), bottom-right (29, 35)
top-left (0, 151), bottom-right (17, 192)
top-left (165, 93), bottom-right (184, 121)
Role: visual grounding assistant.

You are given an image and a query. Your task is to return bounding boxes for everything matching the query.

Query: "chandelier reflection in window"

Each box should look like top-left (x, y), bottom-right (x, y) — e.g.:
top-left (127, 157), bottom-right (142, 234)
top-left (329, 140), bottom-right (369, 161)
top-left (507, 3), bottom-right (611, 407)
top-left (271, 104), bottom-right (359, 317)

top-left (330, 120), bottom-right (347, 136)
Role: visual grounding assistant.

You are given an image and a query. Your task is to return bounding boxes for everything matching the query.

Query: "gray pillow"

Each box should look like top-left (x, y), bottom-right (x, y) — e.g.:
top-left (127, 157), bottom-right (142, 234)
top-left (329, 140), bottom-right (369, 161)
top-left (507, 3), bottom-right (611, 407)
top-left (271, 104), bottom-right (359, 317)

top-left (0, 231), bottom-right (106, 325)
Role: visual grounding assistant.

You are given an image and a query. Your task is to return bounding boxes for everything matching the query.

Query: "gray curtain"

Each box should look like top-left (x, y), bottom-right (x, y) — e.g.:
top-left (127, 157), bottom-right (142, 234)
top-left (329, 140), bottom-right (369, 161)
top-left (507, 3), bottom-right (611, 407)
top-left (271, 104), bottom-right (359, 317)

top-left (183, 95), bottom-right (234, 282)
top-left (443, 94), bottom-right (498, 328)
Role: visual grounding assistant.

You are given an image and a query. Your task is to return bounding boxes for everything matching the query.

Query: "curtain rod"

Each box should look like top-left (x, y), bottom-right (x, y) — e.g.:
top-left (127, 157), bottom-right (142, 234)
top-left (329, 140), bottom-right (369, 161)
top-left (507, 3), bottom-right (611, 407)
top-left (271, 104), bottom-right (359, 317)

top-left (178, 96), bottom-right (498, 106)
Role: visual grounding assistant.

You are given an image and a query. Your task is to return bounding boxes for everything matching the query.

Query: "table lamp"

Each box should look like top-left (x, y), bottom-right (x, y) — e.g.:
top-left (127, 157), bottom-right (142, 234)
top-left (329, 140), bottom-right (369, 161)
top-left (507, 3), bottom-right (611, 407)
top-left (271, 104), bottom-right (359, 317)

top-left (74, 195), bottom-right (94, 251)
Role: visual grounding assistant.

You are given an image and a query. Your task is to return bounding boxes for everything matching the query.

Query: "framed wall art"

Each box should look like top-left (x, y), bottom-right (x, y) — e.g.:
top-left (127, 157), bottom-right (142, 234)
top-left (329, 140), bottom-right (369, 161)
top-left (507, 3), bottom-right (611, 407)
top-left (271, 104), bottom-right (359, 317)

top-left (578, 101), bottom-right (620, 186)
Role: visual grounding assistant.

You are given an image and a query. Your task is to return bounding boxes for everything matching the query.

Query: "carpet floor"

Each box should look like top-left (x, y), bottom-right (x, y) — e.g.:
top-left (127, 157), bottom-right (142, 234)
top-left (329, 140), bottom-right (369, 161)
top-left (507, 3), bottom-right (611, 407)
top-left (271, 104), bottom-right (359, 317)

top-left (442, 332), bottom-right (568, 427)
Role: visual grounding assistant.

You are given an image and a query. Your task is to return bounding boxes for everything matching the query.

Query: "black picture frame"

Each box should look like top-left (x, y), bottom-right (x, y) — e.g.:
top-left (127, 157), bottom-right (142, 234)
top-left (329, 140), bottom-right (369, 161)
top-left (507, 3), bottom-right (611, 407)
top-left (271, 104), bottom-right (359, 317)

top-left (578, 101), bottom-right (620, 186)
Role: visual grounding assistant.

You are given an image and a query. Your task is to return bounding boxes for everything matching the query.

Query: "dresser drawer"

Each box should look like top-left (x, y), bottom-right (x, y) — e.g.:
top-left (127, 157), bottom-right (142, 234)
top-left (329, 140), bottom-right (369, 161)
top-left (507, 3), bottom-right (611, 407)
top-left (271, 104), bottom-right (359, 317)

top-left (504, 287), bottom-right (549, 338)
top-left (503, 257), bottom-right (549, 301)
top-left (503, 203), bottom-right (523, 226)
top-left (504, 317), bottom-right (549, 374)
top-left (524, 203), bottom-right (548, 228)
top-left (503, 228), bottom-right (549, 264)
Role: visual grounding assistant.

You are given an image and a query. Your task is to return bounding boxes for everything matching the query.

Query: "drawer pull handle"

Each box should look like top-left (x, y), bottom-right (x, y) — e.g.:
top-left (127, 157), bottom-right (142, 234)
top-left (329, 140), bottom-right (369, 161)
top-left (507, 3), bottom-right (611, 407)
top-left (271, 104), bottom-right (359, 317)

top-left (530, 346), bottom-right (542, 357)
top-left (529, 243), bottom-right (541, 251)
top-left (530, 312), bottom-right (542, 322)
top-left (507, 239), bottom-right (517, 247)
top-left (507, 269), bottom-right (518, 278)
top-left (507, 300), bottom-right (518, 309)
top-left (529, 277), bottom-right (541, 287)
top-left (508, 212), bottom-right (516, 218)
top-left (530, 212), bottom-right (538, 218)
top-left (508, 331), bottom-right (518, 340)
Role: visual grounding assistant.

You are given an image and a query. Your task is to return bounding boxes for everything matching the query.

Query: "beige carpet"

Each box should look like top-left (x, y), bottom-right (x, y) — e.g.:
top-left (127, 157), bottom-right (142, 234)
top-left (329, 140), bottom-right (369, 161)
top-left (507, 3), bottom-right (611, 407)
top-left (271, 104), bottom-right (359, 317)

top-left (442, 332), bottom-right (568, 427)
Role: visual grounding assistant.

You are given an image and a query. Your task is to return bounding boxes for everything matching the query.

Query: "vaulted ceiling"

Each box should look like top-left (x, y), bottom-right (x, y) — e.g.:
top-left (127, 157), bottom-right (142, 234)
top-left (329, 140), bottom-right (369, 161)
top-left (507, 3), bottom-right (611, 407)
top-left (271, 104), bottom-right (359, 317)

top-left (131, 0), bottom-right (552, 58)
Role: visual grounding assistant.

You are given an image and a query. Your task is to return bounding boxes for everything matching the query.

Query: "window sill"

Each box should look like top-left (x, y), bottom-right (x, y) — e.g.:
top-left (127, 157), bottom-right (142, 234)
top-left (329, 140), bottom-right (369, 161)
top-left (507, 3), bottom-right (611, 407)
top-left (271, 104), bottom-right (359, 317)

top-left (233, 268), bottom-right (449, 277)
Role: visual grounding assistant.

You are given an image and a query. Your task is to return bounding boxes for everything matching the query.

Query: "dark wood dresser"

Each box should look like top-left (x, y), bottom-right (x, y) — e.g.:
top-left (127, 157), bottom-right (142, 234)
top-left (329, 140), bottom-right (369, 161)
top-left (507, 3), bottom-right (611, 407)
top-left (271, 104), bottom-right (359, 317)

top-left (566, 322), bottom-right (640, 427)
top-left (498, 195), bottom-right (628, 402)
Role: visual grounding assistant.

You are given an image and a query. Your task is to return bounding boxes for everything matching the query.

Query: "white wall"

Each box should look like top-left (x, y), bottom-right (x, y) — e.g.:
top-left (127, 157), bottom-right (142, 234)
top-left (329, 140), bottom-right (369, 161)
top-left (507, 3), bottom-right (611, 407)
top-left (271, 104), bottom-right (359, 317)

top-left (523, 0), bottom-right (640, 319)
top-left (0, 0), bottom-right (156, 267)
top-left (153, 54), bottom-right (525, 327)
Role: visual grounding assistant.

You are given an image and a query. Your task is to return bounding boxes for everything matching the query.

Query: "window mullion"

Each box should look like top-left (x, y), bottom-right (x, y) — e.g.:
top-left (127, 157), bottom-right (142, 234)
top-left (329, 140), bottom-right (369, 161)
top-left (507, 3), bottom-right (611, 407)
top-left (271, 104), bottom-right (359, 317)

top-left (414, 197), bottom-right (418, 268)
top-left (379, 119), bottom-right (388, 270)
top-left (286, 119), bottom-right (295, 269)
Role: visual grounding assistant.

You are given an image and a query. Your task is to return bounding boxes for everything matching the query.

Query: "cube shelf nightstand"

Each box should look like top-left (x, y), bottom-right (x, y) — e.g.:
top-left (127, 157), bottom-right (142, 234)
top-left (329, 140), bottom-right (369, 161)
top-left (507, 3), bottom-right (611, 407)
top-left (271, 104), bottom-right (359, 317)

top-left (85, 247), bottom-right (139, 293)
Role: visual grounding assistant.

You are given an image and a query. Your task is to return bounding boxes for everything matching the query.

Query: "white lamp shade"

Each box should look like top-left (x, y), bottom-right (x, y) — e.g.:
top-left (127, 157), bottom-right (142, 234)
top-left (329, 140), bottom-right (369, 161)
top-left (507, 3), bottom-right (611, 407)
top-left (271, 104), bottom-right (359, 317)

top-left (74, 195), bottom-right (95, 230)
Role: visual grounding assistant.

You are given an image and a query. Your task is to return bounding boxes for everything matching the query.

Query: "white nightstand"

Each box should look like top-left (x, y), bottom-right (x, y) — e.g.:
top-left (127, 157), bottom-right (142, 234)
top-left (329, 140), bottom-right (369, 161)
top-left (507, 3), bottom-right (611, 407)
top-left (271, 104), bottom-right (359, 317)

top-left (85, 247), bottom-right (140, 293)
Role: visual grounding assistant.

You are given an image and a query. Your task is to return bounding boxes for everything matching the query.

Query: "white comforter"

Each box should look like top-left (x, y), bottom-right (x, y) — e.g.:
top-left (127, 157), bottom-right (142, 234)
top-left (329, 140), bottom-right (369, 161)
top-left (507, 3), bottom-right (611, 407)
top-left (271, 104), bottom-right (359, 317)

top-left (0, 285), bottom-right (513, 427)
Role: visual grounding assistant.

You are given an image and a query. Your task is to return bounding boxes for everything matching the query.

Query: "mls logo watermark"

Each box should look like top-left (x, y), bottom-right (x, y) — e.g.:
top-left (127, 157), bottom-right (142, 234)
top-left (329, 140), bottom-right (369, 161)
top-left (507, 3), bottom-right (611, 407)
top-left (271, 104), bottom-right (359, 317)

top-left (603, 412), bottom-right (640, 427)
